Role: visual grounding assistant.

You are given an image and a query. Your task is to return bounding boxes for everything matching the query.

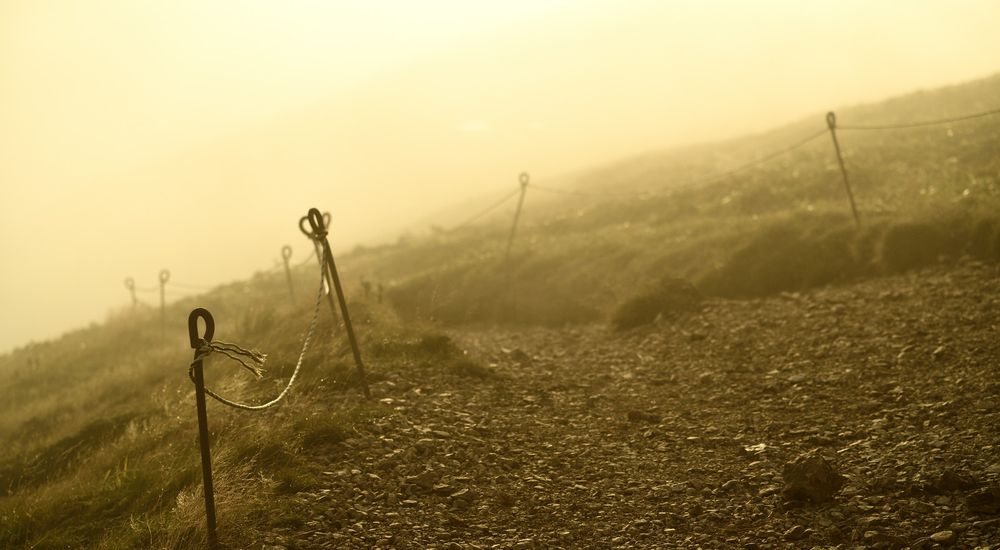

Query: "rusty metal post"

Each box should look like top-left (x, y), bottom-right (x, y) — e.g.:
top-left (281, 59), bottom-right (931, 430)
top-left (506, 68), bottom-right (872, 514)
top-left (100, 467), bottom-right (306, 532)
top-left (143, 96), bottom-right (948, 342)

top-left (124, 277), bottom-right (137, 308)
top-left (504, 172), bottom-right (530, 262)
top-left (826, 112), bottom-right (861, 228)
top-left (300, 213), bottom-right (339, 323)
top-left (188, 308), bottom-right (219, 548)
top-left (159, 269), bottom-right (171, 341)
top-left (281, 245), bottom-right (295, 299)
top-left (305, 208), bottom-right (371, 399)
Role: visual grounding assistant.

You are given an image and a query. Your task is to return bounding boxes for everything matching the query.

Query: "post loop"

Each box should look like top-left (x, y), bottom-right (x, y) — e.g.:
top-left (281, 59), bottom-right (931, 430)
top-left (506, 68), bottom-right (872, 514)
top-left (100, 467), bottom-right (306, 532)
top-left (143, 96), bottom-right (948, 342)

top-left (281, 245), bottom-right (293, 261)
top-left (299, 211), bottom-right (331, 240)
top-left (124, 277), bottom-right (135, 291)
top-left (298, 216), bottom-right (312, 238)
top-left (188, 308), bottom-right (215, 348)
top-left (519, 172), bottom-right (530, 187)
top-left (160, 269), bottom-right (171, 284)
top-left (826, 111), bottom-right (837, 130)
top-left (307, 208), bottom-right (328, 239)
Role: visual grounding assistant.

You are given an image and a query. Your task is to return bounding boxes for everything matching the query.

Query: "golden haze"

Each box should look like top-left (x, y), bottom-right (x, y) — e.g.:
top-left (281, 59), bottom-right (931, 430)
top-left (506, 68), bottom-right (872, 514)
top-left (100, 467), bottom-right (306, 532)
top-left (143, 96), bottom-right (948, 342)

top-left (2, 0), bottom-right (999, 352)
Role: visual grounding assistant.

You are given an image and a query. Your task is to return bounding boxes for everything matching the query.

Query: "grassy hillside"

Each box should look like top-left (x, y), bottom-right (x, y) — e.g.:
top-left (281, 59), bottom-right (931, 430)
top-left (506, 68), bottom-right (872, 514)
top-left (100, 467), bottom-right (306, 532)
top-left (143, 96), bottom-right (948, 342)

top-left (0, 264), bottom-right (488, 548)
top-left (351, 73), bottom-right (1000, 327)
top-left (1, 73), bottom-right (999, 547)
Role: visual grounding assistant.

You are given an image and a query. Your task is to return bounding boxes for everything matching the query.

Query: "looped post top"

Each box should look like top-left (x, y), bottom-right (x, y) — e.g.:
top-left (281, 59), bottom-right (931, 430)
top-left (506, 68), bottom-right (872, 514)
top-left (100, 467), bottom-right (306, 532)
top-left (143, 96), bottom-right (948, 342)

top-left (299, 210), bottom-right (332, 241)
top-left (188, 307), bottom-right (215, 349)
top-left (160, 269), bottom-right (171, 284)
top-left (306, 208), bottom-right (329, 240)
top-left (281, 245), bottom-right (293, 260)
top-left (826, 111), bottom-right (837, 129)
top-left (519, 172), bottom-right (530, 187)
top-left (124, 277), bottom-right (135, 290)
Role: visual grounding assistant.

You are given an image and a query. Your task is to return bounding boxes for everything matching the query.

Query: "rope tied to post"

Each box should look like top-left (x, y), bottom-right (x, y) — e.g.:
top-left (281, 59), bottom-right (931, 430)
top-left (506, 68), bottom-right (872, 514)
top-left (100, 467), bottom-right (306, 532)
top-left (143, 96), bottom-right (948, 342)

top-left (187, 246), bottom-right (328, 411)
top-left (191, 341), bottom-right (266, 379)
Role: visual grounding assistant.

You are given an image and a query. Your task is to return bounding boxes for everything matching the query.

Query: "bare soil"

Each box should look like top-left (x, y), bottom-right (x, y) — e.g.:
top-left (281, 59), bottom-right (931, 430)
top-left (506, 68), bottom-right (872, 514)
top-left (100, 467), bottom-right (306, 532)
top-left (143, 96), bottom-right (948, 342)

top-left (266, 260), bottom-right (1000, 549)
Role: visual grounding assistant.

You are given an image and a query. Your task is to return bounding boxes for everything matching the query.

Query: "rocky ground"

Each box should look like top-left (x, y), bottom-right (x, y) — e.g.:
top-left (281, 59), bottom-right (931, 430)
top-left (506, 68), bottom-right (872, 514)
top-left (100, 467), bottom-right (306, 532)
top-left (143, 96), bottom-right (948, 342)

top-left (265, 260), bottom-right (1000, 549)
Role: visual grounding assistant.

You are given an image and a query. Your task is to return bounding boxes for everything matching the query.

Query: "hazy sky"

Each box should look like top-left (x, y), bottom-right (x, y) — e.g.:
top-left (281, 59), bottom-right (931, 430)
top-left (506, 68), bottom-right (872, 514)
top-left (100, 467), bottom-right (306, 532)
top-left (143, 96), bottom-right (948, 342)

top-left (2, 0), bottom-right (1000, 352)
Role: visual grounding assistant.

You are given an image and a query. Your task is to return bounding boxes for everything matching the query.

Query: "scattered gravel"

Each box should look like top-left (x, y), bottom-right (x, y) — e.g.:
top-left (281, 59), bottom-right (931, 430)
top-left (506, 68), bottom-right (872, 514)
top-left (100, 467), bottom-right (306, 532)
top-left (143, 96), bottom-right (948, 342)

top-left (264, 260), bottom-right (1000, 549)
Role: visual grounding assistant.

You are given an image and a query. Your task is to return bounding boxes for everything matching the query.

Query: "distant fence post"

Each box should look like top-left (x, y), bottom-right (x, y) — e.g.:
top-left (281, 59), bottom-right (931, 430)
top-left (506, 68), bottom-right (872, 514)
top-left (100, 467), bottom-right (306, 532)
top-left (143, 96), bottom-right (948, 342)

top-left (159, 269), bottom-right (171, 341)
top-left (187, 308), bottom-right (219, 549)
top-left (281, 245), bottom-right (295, 299)
top-left (304, 208), bottom-right (371, 399)
top-left (826, 112), bottom-right (861, 227)
top-left (504, 172), bottom-right (531, 262)
top-left (124, 277), bottom-right (137, 308)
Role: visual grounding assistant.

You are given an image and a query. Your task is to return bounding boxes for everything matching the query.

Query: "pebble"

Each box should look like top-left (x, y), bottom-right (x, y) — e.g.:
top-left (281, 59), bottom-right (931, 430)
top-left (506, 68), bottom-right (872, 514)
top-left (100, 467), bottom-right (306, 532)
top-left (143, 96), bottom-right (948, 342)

top-left (782, 525), bottom-right (806, 541)
top-left (930, 530), bottom-right (956, 545)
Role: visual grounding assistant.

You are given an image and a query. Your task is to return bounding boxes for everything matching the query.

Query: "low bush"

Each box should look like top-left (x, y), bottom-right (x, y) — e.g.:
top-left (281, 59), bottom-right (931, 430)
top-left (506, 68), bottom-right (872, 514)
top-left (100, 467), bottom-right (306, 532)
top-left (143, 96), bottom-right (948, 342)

top-left (611, 277), bottom-right (702, 331)
top-left (879, 221), bottom-right (954, 272)
top-left (696, 212), bottom-right (874, 297)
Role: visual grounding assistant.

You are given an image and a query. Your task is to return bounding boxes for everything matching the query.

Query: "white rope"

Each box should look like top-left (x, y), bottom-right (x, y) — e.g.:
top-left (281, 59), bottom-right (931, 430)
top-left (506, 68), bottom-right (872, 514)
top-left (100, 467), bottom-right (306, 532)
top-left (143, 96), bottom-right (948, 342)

top-left (189, 248), bottom-right (327, 411)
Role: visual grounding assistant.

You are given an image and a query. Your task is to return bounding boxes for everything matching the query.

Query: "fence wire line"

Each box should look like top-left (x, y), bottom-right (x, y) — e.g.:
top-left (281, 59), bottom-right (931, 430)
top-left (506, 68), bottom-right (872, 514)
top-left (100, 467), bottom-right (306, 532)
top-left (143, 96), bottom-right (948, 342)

top-left (529, 127), bottom-right (828, 199)
top-left (530, 184), bottom-right (644, 199)
top-left (679, 127), bottom-right (828, 188)
top-left (452, 187), bottom-right (522, 230)
top-left (171, 281), bottom-right (213, 291)
top-left (489, 106), bottom-right (999, 202)
top-left (189, 247), bottom-right (327, 411)
top-left (294, 247), bottom-right (317, 268)
top-left (838, 107), bottom-right (1000, 131)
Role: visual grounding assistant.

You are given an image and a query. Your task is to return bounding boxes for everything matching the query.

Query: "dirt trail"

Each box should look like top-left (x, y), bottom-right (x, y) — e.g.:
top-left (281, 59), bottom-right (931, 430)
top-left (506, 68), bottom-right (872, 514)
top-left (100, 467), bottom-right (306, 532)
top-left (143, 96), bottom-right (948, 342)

top-left (269, 261), bottom-right (1000, 549)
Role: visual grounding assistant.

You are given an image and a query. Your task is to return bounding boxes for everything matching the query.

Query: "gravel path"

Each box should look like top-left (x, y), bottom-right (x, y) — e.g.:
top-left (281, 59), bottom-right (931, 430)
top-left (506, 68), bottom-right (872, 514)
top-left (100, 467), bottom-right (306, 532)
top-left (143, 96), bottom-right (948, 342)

top-left (268, 261), bottom-right (1000, 549)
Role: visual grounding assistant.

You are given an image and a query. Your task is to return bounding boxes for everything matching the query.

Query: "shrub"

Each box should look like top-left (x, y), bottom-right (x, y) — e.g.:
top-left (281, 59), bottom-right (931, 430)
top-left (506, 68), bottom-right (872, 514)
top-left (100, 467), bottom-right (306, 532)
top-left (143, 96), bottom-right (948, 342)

top-left (963, 211), bottom-right (1000, 261)
top-left (879, 221), bottom-right (954, 272)
top-left (697, 214), bottom-right (869, 297)
top-left (610, 277), bottom-right (702, 331)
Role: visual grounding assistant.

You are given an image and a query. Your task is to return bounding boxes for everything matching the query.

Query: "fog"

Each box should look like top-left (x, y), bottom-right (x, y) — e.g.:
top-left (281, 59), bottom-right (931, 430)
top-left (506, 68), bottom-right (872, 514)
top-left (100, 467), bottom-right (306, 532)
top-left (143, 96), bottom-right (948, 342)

top-left (2, 0), bottom-right (999, 353)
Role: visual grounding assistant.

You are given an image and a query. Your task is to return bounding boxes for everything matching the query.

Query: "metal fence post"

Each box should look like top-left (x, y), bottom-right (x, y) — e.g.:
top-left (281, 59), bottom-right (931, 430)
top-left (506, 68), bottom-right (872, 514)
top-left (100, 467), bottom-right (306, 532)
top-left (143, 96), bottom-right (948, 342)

top-left (504, 172), bottom-right (530, 262)
top-left (159, 269), bottom-right (171, 340)
top-left (826, 112), bottom-right (861, 227)
top-left (305, 208), bottom-right (371, 399)
top-left (124, 277), bottom-right (137, 308)
top-left (299, 213), bottom-right (339, 324)
top-left (281, 245), bottom-right (295, 299)
top-left (188, 308), bottom-right (219, 548)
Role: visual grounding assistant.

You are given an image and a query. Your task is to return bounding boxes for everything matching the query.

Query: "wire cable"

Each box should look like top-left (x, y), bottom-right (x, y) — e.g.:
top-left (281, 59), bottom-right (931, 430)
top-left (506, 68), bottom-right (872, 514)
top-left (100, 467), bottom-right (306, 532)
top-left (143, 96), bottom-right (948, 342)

top-left (677, 127), bottom-right (828, 189)
top-left (452, 187), bottom-right (522, 230)
top-left (171, 282), bottom-right (214, 291)
top-left (838, 107), bottom-right (1000, 131)
top-left (293, 248), bottom-right (317, 268)
top-left (530, 184), bottom-right (646, 199)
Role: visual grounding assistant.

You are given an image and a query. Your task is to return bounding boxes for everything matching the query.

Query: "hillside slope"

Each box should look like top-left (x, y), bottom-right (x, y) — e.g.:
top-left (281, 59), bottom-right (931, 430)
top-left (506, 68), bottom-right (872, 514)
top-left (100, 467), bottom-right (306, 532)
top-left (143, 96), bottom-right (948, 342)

top-left (2, 74), bottom-right (999, 548)
top-left (347, 73), bottom-right (1000, 327)
top-left (0, 263), bottom-right (488, 548)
